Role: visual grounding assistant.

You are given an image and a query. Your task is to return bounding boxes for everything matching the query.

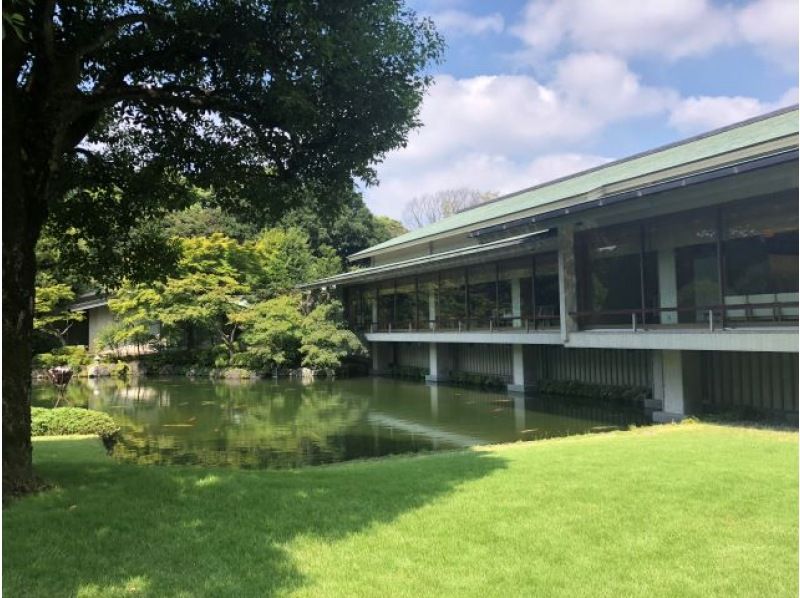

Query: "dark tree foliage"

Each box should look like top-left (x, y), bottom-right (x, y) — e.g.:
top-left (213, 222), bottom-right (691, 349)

top-left (278, 188), bottom-right (406, 261)
top-left (164, 203), bottom-right (260, 242)
top-left (2, 0), bottom-right (442, 494)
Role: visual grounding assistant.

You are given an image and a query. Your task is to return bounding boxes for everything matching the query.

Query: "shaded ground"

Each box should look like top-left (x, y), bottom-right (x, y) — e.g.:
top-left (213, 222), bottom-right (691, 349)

top-left (3, 424), bottom-right (797, 597)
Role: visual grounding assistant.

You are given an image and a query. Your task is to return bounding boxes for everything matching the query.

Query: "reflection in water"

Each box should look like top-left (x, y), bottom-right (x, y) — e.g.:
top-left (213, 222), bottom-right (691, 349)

top-left (33, 377), bottom-right (649, 469)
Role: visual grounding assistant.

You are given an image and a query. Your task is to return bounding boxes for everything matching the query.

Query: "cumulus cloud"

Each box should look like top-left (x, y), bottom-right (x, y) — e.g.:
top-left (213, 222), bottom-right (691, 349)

top-left (393, 54), bottom-right (674, 165)
top-left (512, 0), bottom-right (798, 67)
top-left (368, 152), bottom-right (610, 218)
top-left (364, 56), bottom-right (676, 217)
top-left (430, 9), bottom-right (504, 36)
top-left (736, 0), bottom-right (799, 69)
top-left (512, 0), bottom-right (735, 61)
top-left (669, 87), bottom-right (798, 133)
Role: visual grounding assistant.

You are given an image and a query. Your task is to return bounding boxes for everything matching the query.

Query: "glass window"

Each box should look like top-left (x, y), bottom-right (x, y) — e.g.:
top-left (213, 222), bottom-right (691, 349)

top-left (438, 268), bottom-right (466, 329)
top-left (577, 222), bottom-right (643, 326)
top-left (394, 277), bottom-right (417, 330)
top-left (468, 264), bottom-right (497, 329)
top-left (360, 286), bottom-right (376, 330)
top-left (344, 286), bottom-right (360, 328)
top-left (534, 252), bottom-right (560, 328)
top-left (498, 257), bottom-right (532, 328)
top-left (377, 280), bottom-right (394, 330)
top-left (647, 206), bottom-right (718, 324)
top-left (417, 273), bottom-right (438, 330)
top-left (724, 192), bottom-right (798, 296)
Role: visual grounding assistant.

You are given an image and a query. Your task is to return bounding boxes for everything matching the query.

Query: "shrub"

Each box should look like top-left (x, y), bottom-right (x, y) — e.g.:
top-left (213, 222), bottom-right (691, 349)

top-left (536, 379), bottom-right (650, 404)
top-left (387, 364), bottom-right (428, 380)
top-left (31, 407), bottom-right (120, 450)
top-left (33, 345), bottom-right (92, 369)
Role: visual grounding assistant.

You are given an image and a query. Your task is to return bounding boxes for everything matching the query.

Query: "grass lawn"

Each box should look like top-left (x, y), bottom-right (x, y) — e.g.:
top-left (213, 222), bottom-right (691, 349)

top-left (3, 424), bottom-right (797, 597)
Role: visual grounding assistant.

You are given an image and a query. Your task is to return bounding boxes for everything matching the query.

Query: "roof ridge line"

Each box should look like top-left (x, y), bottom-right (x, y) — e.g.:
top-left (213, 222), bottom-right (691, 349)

top-left (454, 104), bottom-right (800, 216)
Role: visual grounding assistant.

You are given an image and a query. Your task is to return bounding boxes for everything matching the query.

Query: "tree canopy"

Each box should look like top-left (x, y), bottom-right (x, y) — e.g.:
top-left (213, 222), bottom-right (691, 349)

top-left (105, 228), bottom-right (362, 371)
top-left (3, 0), bottom-right (443, 494)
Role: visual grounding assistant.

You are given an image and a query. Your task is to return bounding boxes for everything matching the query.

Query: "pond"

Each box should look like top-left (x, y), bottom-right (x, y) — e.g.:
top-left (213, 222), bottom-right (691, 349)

top-left (33, 377), bottom-right (650, 469)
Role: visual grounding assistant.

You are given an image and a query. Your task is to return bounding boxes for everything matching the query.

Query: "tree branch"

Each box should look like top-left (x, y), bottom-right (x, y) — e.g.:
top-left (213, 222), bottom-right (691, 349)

top-left (75, 13), bottom-right (166, 59)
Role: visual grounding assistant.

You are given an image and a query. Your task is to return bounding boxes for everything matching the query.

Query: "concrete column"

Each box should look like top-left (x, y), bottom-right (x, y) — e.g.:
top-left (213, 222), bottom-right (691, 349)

top-left (507, 344), bottom-right (537, 393)
top-left (646, 350), bottom-right (665, 412)
top-left (511, 278), bottom-right (522, 327)
top-left (558, 223), bottom-right (578, 342)
top-left (426, 343), bottom-right (454, 383)
top-left (371, 295), bottom-right (378, 331)
top-left (652, 350), bottom-right (702, 422)
top-left (657, 250), bottom-right (678, 324)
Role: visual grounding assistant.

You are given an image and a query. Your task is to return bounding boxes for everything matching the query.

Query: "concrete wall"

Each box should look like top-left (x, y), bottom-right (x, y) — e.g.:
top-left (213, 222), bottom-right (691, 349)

top-left (534, 346), bottom-right (652, 388)
top-left (395, 342), bottom-right (430, 370)
top-left (456, 344), bottom-right (513, 380)
top-left (88, 305), bottom-right (114, 350)
top-left (700, 351), bottom-right (798, 414)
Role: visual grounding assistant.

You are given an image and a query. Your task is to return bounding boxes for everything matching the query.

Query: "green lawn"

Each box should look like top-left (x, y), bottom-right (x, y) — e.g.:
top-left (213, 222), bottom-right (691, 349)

top-left (4, 424), bottom-right (797, 597)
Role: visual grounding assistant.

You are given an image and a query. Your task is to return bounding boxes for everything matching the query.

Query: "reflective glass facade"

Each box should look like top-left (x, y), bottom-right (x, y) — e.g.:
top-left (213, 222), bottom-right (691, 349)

top-left (341, 192), bottom-right (797, 332)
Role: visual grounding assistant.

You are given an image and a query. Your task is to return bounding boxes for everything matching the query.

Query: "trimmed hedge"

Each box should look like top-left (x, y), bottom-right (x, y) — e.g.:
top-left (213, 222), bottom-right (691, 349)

top-left (31, 407), bottom-right (120, 449)
top-left (387, 365), bottom-right (428, 380)
top-left (536, 379), bottom-right (650, 404)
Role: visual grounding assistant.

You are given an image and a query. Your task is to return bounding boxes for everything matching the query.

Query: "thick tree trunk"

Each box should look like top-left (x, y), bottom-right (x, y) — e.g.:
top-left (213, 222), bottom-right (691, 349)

top-left (3, 83), bottom-right (48, 496)
top-left (2, 166), bottom-right (40, 497)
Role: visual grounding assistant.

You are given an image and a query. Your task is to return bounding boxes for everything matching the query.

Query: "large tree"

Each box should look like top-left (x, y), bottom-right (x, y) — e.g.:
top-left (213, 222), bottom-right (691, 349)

top-left (3, 0), bottom-right (442, 494)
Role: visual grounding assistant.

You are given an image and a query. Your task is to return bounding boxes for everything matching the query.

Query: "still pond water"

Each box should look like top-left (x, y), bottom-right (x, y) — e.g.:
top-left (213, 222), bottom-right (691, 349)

top-left (33, 377), bottom-right (649, 469)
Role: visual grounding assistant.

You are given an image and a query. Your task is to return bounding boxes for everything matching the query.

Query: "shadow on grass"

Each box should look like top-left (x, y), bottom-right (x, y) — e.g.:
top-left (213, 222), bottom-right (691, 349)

top-left (4, 439), bottom-right (506, 597)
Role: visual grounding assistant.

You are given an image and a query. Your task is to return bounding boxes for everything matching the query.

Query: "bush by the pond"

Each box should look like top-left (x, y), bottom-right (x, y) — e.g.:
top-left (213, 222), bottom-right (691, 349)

top-left (387, 364), bottom-right (428, 380)
top-left (536, 379), bottom-right (650, 404)
top-left (448, 371), bottom-right (507, 390)
top-left (33, 346), bottom-right (93, 369)
top-left (31, 407), bottom-right (120, 448)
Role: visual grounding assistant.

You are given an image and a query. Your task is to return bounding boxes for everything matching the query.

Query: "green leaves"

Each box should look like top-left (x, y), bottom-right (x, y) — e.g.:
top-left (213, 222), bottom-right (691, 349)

top-left (106, 227), bottom-right (353, 368)
top-left (33, 279), bottom-right (84, 346)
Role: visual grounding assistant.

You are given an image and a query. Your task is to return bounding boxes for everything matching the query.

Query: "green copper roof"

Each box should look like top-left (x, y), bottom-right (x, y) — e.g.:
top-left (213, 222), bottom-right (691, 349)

top-left (353, 105), bottom-right (799, 259)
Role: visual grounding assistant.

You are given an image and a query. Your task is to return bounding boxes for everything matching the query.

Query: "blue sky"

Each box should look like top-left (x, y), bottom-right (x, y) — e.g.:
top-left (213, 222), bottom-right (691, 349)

top-left (364, 0), bottom-right (798, 222)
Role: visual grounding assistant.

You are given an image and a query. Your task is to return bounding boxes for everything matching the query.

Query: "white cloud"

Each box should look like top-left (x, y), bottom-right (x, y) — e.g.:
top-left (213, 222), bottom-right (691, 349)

top-left (512, 0), bottom-right (734, 61)
top-left (512, 0), bottom-right (798, 67)
top-left (393, 54), bottom-right (674, 165)
top-left (669, 87), bottom-right (799, 133)
top-left (365, 56), bottom-right (676, 218)
top-left (367, 152), bottom-right (610, 219)
top-left (736, 0), bottom-right (799, 68)
top-left (430, 9), bottom-right (504, 36)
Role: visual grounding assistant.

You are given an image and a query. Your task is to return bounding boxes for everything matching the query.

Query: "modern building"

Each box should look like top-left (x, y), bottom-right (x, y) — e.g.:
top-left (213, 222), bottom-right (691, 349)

top-left (301, 107), bottom-right (800, 422)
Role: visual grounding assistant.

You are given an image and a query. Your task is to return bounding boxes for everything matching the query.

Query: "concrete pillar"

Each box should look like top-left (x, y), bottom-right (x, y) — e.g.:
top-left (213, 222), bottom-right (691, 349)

top-left (426, 343), bottom-right (454, 383)
top-left (646, 350), bottom-right (665, 412)
top-left (511, 278), bottom-right (522, 327)
top-left (507, 344), bottom-right (537, 393)
top-left (652, 350), bottom-right (702, 422)
top-left (558, 223), bottom-right (578, 342)
top-left (657, 250), bottom-right (678, 324)
top-left (371, 295), bottom-right (378, 331)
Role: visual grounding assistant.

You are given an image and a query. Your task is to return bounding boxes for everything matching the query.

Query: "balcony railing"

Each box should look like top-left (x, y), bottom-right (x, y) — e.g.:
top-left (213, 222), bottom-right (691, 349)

top-left (351, 301), bottom-right (798, 334)
top-left (570, 301), bottom-right (799, 331)
top-left (356, 313), bottom-right (561, 334)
